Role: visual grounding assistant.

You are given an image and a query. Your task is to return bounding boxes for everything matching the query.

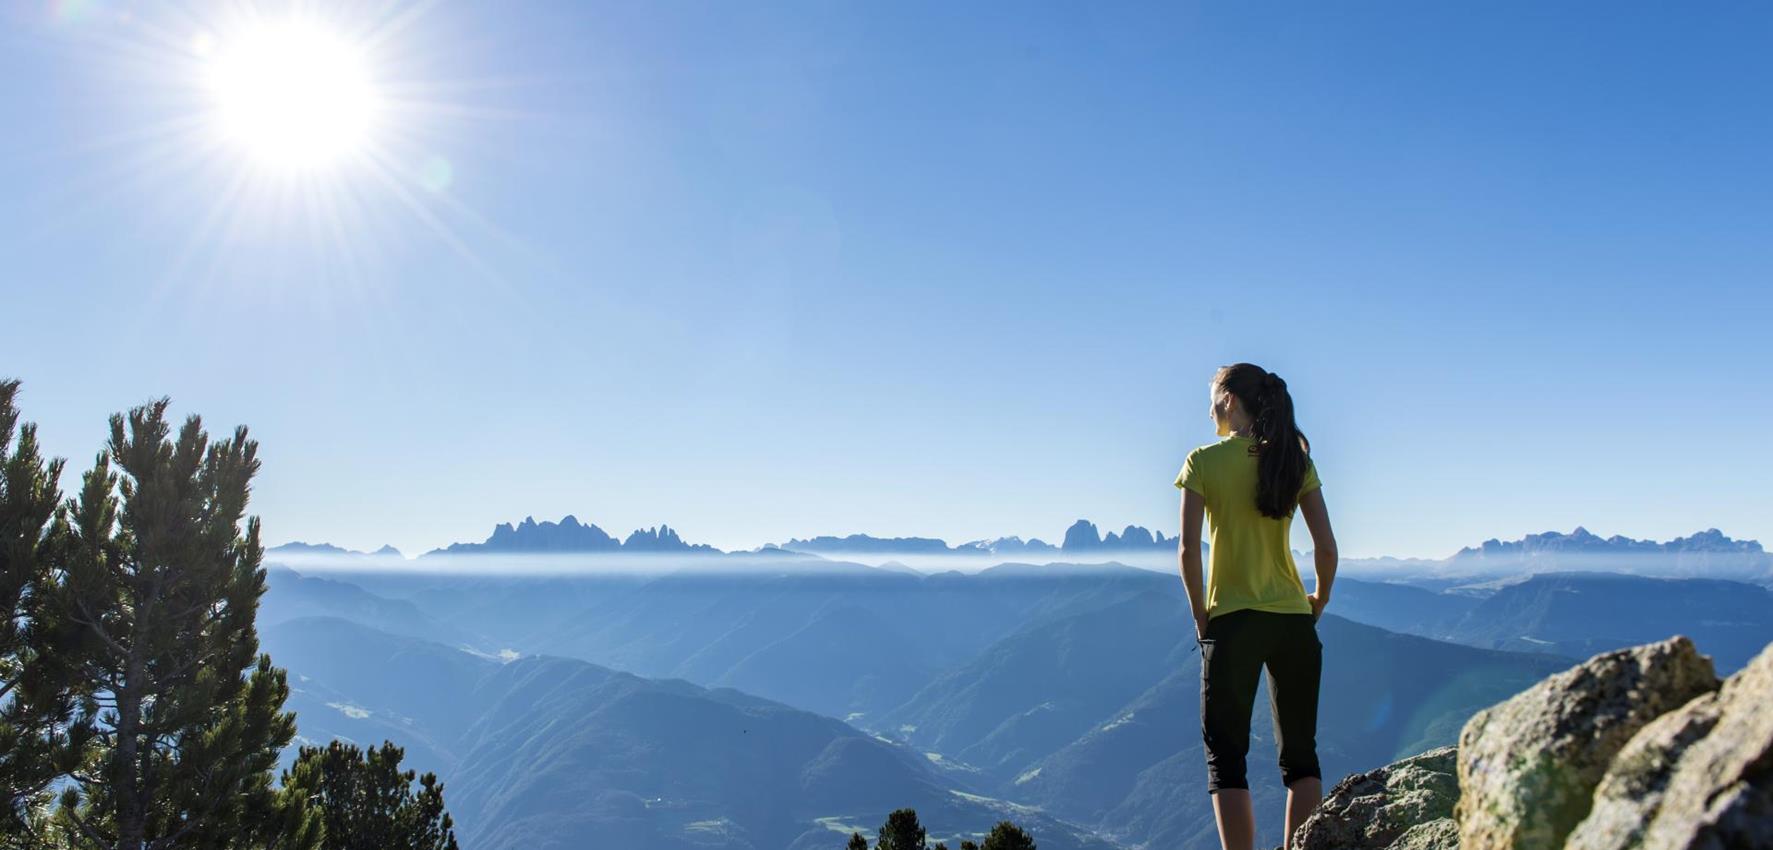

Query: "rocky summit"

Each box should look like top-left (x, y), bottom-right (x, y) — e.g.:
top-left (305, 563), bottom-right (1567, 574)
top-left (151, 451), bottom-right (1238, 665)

top-left (1292, 636), bottom-right (1773, 850)
top-left (1294, 747), bottom-right (1460, 850)
top-left (1565, 639), bottom-right (1773, 850)
top-left (1456, 636), bottom-right (1720, 849)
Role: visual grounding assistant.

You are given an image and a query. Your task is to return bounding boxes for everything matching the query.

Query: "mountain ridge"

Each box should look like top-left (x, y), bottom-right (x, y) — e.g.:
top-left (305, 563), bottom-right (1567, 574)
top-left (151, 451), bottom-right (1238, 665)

top-left (271, 521), bottom-right (1766, 567)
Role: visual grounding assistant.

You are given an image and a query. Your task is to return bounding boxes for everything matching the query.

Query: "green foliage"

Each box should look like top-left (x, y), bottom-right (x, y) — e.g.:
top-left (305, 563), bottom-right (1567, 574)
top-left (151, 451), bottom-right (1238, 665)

top-left (281, 741), bottom-right (458, 850)
top-left (854, 809), bottom-right (1035, 850)
top-left (0, 389), bottom-right (461, 850)
top-left (0, 381), bottom-right (92, 849)
top-left (42, 398), bottom-right (318, 850)
top-left (980, 821), bottom-right (1036, 850)
top-left (876, 808), bottom-right (926, 850)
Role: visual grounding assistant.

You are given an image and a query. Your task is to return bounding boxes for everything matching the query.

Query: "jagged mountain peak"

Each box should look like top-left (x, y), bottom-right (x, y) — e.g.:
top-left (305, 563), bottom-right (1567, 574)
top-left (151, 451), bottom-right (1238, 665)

top-left (423, 515), bottom-right (713, 557)
top-left (1455, 527), bottom-right (1766, 560)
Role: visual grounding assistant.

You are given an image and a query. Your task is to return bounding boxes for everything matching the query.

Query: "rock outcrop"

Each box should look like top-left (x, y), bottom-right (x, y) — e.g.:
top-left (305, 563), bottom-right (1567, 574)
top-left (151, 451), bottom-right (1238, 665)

top-left (1292, 635), bottom-right (1773, 850)
top-left (1293, 747), bottom-right (1459, 850)
top-left (1455, 636), bottom-right (1719, 850)
top-left (1565, 640), bottom-right (1773, 850)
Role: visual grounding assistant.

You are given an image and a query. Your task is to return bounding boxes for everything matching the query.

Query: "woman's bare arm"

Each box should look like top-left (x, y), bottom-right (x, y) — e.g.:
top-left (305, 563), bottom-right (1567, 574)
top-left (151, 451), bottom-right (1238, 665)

top-left (1179, 488), bottom-right (1208, 639)
top-left (1297, 487), bottom-right (1338, 619)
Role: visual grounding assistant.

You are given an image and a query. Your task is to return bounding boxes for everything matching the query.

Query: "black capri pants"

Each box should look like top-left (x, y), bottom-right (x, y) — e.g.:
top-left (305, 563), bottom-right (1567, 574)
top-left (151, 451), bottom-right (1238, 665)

top-left (1198, 607), bottom-right (1322, 793)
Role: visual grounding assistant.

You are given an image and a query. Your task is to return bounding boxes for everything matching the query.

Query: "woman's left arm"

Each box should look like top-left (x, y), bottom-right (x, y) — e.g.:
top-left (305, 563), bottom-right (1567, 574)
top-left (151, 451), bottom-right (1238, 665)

top-left (1298, 488), bottom-right (1338, 620)
top-left (1179, 488), bottom-right (1208, 639)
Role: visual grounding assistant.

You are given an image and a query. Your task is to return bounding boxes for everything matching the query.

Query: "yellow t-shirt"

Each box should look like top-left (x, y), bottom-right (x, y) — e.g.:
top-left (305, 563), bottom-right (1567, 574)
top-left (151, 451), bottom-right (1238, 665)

top-left (1174, 435), bottom-right (1319, 619)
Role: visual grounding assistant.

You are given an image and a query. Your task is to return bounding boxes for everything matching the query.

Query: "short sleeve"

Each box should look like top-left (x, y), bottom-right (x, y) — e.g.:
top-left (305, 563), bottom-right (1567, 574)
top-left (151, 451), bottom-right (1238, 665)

top-left (1300, 458), bottom-right (1322, 496)
top-left (1174, 448), bottom-right (1206, 495)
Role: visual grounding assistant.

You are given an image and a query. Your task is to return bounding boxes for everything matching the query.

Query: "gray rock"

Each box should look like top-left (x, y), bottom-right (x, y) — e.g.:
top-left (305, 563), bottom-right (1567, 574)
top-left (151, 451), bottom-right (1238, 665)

top-left (1391, 818), bottom-right (1458, 850)
top-left (1455, 636), bottom-right (1719, 850)
top-left (1293, 746), bottom-right (1459, 850)
top-left (1566, 639), bottom-right (1773, 850)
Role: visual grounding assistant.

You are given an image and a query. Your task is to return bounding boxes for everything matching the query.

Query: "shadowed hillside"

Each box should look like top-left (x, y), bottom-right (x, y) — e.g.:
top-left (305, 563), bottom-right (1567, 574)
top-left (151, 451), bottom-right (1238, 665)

top-left (1442, 572), bottom-right (1773, 672)
top-left (263, 617), bottom-right (1117, 850)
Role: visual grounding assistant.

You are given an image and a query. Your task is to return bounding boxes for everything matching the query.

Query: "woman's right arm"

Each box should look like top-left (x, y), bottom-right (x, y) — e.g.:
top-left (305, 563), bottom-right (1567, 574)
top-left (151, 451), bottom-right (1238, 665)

top-left (1179, 488), bottom-right (1208, 639)
top-left (1297, 488), bottom-right (1338, 620)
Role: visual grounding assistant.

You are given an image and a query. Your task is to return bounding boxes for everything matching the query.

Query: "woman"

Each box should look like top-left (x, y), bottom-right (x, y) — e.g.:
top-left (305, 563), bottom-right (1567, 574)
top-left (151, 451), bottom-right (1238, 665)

top-left (1175, 363), bottom-right (1338, 850)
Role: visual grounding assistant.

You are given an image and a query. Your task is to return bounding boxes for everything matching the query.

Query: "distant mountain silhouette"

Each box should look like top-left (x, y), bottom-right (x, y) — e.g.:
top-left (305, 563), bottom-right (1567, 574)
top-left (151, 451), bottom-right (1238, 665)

top-left (779, 520), bottom-right (1175, 558)
top-left (780, 534), bottom-right (956, 555)
top-left (266, 541), bottom-right (405, 559)
top-left (268, 541), bottom-right (353, 556)
top-left (1057, 519), bottom-right (1175, 551)
top-left (1455, 526), bottom-right (1765, 560)
top-left (421, 515), bottom-right (717, 557)
top-left (958, 536), bottom-right (1058, 555)
top-left (282, 520), bottom-right (1767, 587)
top-left (1447, 527), bottom-right (1771, 579)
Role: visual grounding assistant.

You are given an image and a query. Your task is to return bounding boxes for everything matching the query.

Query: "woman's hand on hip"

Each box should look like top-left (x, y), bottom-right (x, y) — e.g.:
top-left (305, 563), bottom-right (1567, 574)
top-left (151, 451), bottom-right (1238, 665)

top-left (1306, 591), bottom-right (1328, 622)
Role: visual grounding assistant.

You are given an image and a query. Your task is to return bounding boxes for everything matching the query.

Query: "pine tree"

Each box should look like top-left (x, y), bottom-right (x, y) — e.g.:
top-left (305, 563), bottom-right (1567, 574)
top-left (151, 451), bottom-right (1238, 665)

top-left (875, 808), bottom-right (926, 850)
top-left (980, 821), bottom-right (1036, 850)
top-left (960, 843), bottom-right (978, 850)
top-left (280, 741), bottom-right (458, 850)
top-left (847, 832), bottom-right (868, 850)
top-left (0, 380), bottom-right (92, 848)
top-left (48, 399), bottom-right (319, 850)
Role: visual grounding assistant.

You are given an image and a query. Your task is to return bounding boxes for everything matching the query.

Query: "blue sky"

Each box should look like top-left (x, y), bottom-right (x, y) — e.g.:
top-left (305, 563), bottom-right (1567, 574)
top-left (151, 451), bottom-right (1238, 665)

top-left (2, 1), bottom-right (1770, 558)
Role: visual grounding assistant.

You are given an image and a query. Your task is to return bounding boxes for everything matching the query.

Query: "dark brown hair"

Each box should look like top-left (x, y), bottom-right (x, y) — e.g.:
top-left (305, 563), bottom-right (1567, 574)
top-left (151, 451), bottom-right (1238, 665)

top-left (1215, 363), bottom-right (1311, 519)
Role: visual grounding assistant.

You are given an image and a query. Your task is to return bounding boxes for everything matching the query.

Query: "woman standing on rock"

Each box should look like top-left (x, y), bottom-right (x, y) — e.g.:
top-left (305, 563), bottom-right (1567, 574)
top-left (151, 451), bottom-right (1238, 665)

top-left (1176, 363), bottom-right (1339, 850)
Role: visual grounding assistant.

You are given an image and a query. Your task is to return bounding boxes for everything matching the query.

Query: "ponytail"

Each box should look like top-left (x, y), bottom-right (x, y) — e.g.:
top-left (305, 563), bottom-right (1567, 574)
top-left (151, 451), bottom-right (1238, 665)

top-left (1215, 363), bottom-right (1311, 519)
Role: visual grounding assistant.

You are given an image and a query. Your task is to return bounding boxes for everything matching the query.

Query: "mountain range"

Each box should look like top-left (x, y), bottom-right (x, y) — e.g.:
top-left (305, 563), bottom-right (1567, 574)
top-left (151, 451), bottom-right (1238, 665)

top-left (269, 521), bottom-right (1771, 585)
top-left (779, 520), bottom-right (1178, 557)
top-left (1455, 526), bottom-right (1764, 559)
top-left (254, 543), bottom-right (1773, 849)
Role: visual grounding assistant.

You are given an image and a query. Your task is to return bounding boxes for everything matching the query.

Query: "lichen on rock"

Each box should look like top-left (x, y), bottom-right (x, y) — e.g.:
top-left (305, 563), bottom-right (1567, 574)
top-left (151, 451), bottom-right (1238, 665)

top-left (1293, 746), bottom-right (1458, 850)
top-left (1566, 639), bottom-right (1773, 850)
top-left (1454, 636), bottom-right (1719, 850)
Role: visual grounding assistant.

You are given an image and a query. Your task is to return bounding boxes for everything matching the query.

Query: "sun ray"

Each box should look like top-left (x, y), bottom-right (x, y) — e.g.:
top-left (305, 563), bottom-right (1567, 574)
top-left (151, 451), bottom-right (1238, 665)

top-left (358, 146), bottom-right (505, 287)
top-left (359, 0), bottom-right (442, 52)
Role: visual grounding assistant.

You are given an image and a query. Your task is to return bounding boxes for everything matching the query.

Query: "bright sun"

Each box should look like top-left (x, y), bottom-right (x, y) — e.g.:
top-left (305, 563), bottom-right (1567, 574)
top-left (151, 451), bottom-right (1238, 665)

top-left (203, 20), bottom-right (378, 170)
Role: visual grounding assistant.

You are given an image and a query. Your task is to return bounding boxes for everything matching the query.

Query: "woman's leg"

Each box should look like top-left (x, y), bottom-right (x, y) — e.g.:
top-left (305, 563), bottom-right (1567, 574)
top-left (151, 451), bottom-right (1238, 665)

top-left (1211, 789), bottom-right (1256, 850)
top-left (1200, 611), bottom-right (1264, 850)
top-left (1283, 776), bottom-right (1322, 848)
top-left (1266, 614), bottom-right (1324, 848)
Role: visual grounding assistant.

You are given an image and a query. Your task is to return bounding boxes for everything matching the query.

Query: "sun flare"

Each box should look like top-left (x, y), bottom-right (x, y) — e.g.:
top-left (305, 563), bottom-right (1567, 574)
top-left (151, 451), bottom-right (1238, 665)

top-left (43, 1), bottom-right (493, 294)
top-left (202, 19), bottom-right (378, 170)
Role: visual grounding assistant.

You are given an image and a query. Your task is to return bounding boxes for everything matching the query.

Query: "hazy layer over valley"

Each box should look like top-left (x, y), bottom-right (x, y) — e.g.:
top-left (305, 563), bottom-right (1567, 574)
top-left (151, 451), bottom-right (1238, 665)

top-left (258, 520), bottom-right (1773, 849)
